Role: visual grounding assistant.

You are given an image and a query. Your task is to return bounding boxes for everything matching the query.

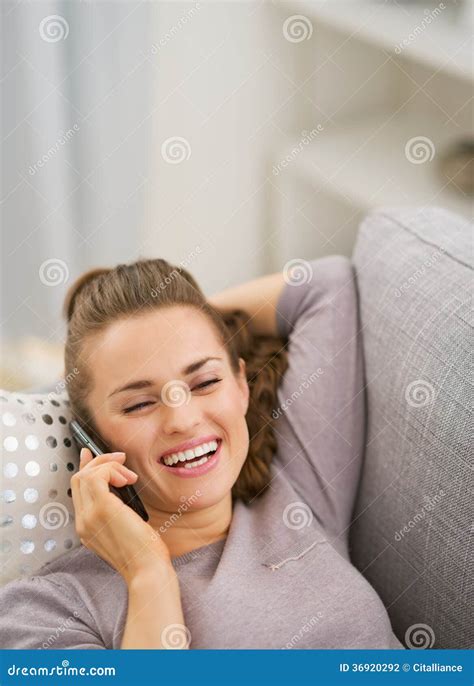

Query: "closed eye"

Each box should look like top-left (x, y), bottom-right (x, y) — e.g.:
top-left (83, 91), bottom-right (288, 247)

top-left (194, 378), bottom-right (221, 391)
top-left (122, 378), bottom-right (221, 414)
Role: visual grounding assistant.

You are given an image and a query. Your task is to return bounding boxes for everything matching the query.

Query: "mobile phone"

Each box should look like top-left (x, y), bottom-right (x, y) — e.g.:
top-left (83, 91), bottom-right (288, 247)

top-left (69, 419), bottom-right (149, 522)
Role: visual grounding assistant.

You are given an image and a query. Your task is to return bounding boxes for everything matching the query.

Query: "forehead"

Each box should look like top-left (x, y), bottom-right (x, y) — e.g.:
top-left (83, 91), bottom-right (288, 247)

top-left (85, 306), bottom-right (224, 390)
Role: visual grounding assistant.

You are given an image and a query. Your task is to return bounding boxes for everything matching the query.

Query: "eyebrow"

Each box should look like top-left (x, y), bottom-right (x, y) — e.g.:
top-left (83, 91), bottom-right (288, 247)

top-left (108, 356), bottom-right (223, 398)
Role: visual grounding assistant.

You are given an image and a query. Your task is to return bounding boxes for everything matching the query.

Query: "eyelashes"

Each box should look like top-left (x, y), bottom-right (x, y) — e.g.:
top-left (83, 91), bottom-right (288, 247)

top-left (122, 378), bottom-right (222, 414)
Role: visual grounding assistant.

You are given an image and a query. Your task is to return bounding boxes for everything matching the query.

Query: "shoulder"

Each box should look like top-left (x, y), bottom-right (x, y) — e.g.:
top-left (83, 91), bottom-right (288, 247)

top-left (0, 546), bottom-right (125, 649)
top-left (1, 544), bottom-right (122, 609)
top-left (35, 543), bottom-right (115, 580)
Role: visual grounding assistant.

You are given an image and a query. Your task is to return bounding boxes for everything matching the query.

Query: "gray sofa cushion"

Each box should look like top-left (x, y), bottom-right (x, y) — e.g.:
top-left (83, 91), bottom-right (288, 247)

top-left (350, 206), bottom-right (473, 649)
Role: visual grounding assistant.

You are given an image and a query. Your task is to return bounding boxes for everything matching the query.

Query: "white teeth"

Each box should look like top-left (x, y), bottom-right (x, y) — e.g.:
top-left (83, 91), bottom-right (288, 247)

top-left (184, 456), bottom-right (209, 469)
top-left (162, 439), bottom-right (219, 466)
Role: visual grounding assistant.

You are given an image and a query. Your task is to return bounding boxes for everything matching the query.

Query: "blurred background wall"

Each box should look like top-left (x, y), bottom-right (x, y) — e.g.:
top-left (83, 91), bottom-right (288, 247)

top-left (1, 0), bottom-right (472, 389)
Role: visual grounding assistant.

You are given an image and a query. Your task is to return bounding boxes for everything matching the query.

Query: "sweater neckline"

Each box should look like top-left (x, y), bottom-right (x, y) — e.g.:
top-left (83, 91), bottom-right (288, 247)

top-left (170, 535), bottom-right (227, 567)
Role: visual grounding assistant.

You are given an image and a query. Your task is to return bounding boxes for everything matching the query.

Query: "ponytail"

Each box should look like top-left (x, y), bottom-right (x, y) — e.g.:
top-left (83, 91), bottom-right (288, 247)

top-left (219, 309), bottom-right (289, 503)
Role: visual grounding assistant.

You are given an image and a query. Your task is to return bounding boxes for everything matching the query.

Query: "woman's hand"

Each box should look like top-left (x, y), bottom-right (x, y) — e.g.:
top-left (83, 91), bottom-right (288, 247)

top-left (71, 448), bottom-right (172, 584)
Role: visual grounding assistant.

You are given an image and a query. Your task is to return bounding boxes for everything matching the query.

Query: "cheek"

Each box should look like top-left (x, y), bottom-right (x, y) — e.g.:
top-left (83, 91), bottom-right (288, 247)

top-left (212, 389), bottom-right (247, 431)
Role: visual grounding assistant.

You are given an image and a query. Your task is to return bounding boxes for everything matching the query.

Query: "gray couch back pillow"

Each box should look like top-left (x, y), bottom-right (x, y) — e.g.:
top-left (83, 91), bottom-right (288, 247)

top-left (350, 206), bottom-right (473, 649)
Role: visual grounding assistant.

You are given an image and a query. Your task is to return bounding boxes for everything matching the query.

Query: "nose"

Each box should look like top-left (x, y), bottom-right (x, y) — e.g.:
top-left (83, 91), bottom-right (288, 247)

top-left (160, 399), bottom-right (203, 437)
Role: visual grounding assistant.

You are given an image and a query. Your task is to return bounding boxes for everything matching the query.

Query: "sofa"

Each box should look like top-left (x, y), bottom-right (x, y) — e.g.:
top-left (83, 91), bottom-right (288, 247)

top-left (349, 205), bottom-right (473, 650)
top-left (2, 206), bottom-right (472, 648)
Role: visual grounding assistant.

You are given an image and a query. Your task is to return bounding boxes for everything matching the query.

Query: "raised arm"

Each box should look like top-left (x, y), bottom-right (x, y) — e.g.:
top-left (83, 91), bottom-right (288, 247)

top-left (207, 271), bottom-right (286, 337)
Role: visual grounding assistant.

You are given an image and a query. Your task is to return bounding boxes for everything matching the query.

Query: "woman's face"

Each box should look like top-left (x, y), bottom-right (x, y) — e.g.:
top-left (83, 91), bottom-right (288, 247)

top-left (84, 306), bottom-right (250, 512)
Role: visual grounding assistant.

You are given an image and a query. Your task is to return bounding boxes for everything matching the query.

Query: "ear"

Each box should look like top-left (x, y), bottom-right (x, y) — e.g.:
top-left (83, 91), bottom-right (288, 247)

top-left (237, 357), bottom-right (250, 414)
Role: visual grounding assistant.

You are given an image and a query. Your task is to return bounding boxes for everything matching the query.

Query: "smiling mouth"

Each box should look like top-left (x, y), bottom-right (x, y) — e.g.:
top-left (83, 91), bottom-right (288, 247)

top-left (160, 439), bottom-right (221, 468)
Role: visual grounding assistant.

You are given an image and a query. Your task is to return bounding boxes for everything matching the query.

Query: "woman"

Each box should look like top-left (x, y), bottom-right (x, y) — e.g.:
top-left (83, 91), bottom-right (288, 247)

top-left (0, 255), bottom-right (403, 649)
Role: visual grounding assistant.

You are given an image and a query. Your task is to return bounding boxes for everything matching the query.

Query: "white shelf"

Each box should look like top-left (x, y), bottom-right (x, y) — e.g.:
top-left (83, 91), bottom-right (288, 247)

top-left (274, 110), bottom-right (473, 219)
top-left (289, 0), bottom-right (473, 82)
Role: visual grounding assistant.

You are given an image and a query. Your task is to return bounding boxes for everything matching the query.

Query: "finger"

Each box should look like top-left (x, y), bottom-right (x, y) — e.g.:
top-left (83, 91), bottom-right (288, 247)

top-left (81, 463), bottom-right (137, 498)
top-left (71, 470), bottom-right (95, 519)
top-left (80, 451), bottom-right (126, 471)
top-left (116, 464), bottom-right (138, 479)
top-left (108, 463), bottom-right (138, 482)
top-left (94, 462), bottom-right (137, 482)
top-left (79, 447), bottom-right (94, 469)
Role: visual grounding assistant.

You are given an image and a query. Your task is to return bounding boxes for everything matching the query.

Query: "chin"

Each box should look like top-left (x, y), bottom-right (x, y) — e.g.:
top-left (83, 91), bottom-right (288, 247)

top-left (172, 477), bottom-right (234, 510)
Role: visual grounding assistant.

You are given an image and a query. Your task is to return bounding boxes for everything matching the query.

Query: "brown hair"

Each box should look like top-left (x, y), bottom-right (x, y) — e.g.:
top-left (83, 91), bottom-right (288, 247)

top-left (63, 258), bottom-right (288, 504)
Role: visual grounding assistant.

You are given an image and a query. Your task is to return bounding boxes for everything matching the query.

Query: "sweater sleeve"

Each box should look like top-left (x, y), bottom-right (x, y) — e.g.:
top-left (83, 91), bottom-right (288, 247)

top-left (0, 574), bottom-right (106, 649)
top-left (273, 255), bottom-right (366, 542)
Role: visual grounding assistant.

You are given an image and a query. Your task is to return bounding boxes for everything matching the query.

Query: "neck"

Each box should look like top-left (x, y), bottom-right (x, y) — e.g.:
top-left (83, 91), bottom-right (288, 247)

top-left (145, 492), bottom-right (233, 560)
